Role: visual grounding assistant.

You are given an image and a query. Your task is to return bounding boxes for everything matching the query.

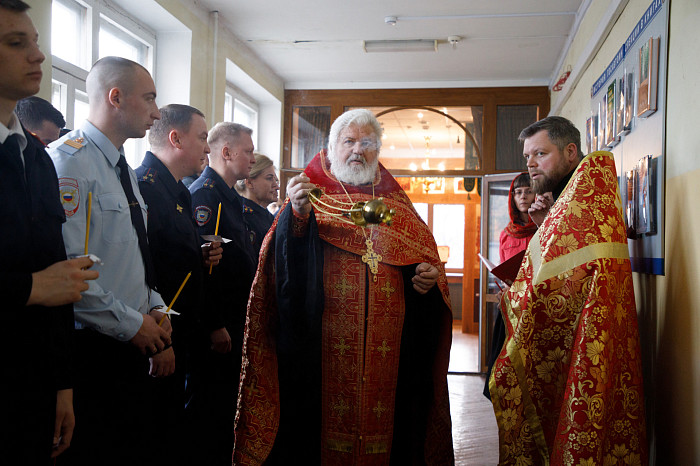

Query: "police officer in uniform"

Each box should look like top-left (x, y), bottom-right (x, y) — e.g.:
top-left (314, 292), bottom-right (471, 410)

top-left (0, 0), bottom-right (98, 462)
top-left (188, 121), bottom-right (257, 465)
top-left (48, 56), bottom-right (171, 466)
top-left (135, 104), bottom-right (222, 464)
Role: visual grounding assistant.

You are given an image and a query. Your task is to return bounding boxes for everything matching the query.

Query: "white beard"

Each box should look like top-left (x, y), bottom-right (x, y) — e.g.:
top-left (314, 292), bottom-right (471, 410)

top-left (329, 153), bottom-right (378, 186)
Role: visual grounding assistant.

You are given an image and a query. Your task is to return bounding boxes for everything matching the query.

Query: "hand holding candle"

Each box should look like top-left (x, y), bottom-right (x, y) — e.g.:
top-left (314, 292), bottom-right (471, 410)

top-left (158, 271), bottom-right (191, 327)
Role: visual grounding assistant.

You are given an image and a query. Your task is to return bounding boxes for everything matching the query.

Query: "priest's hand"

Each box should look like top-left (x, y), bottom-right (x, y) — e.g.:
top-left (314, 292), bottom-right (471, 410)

top-left (288, 173), bottom-right (315, 216)
top-left (412, 262), bottom-right (438, 294)
top-left (528, 192), bottom-right (554, 226)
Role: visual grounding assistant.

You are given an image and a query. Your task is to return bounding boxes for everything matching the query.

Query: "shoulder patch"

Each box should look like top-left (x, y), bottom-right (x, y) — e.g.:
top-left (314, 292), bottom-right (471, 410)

top-left (203, 178), bottom-right (215, 189)
top-left (194, 205), bottom-right (213, 226)
top-left (58, 137), bottom-right (86, 155)
top-left (139, 168), bottom-right (156, 184)
top-left (58, 177), bottom-right (80, 217)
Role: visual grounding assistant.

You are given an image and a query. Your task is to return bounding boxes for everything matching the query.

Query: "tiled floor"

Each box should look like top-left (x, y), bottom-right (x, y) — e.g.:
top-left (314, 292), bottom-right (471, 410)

top-left (448, 327), bottom-right (500, 465)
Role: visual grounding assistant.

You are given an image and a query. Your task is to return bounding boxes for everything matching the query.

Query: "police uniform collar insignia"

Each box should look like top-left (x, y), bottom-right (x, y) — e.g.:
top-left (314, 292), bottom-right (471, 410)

top-left (176, 204), bottom-right (183, 213)
top-left (63, 137), bottom-right (85, 150)
top-left (243, 205), bottom-right (254, 214)
top-left (140, 168), bottom-right (156, 184)
top-left (203, 178), bottom-right (215, 189)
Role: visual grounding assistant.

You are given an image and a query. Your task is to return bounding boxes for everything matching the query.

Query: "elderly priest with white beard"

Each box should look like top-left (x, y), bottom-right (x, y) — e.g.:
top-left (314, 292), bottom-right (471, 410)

top-left (233, 109), bottom-right (454, 465)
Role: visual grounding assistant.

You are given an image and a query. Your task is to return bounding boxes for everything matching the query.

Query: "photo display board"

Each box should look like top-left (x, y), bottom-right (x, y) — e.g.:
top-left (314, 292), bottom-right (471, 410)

top-left (588, 0), bottom-right (667, 275)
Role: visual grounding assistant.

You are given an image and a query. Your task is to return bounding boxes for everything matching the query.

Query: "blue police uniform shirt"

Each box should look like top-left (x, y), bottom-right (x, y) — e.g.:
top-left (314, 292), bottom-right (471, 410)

top-left (48, 121), bottom-right (165, 341)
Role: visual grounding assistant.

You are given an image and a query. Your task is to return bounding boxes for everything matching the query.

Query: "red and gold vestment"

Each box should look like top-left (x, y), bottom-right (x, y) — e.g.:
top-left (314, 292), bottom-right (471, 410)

top-left (234, 151), bottom-right (454, 465)
top-left (490, 151), bottom-right (647, 465)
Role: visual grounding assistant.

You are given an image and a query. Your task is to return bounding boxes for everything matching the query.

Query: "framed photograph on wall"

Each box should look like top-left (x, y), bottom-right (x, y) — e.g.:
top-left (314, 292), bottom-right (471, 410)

top-left (606, 81), bottom-right (618, 147)
top-left (624, 169), bottom-right (636, 237)
top-left (616, 74), bottom-right (627, 138)
top-left (586, 117), bottom-right (593, 153)
top-left (597, 100), bottom-right (606, 150)
top-left (623, 70), bottom-right (634, 132)
top-left (637, 37), bottom-right (660, 118)
top-left (635, 154), bottom-right (656, 235)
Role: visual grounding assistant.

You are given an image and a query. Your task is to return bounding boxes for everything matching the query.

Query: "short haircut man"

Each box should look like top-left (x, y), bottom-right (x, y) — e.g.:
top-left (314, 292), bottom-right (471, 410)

top-left (16, 96), bottom-right (66, 144)
top-left (490, 116), bottom-right (647, 463)
top-left (518, 115), bottom-right (583, 161)
top-left (1, 0), bottom-right (98, 461)
top-left (48, 56), bottom-right (170, 465)
top-left (188, 121), bottom-right (257, 464)
top-left (137, 103), bottom-right (221, 464)
top-left (207, 121), bottom-right (253, 152)
top-left (148, 103), bottom-right (204, 149)
top-left (520, 116), bottom-right (583, 202)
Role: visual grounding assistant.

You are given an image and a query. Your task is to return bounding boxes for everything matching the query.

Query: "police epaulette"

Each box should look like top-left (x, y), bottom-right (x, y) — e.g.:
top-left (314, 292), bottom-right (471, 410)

top-left (58, 137), bottom-right (86, 155)
top-left (202, 178), bottom-right (215, 189)
top-left (140, 168), bottom-right (156, 184)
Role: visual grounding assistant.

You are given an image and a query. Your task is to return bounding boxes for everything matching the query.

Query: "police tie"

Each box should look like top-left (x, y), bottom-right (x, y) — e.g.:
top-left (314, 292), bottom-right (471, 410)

top-left (116, 154), bottom-right (156, 289)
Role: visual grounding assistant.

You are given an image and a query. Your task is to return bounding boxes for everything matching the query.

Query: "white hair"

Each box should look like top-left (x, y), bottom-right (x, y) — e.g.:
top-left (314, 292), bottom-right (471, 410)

top-left (327, 109), bottom-right (382, 185)
top-left (328, 109), bottom-right (382, 156)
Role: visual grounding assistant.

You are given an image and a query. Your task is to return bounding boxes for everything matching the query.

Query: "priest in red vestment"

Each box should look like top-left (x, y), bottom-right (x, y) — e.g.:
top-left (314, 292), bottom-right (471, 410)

top-left (233, 109), bottom-right (454, 465)
top-left (490, 116), bottom-right (647, 464)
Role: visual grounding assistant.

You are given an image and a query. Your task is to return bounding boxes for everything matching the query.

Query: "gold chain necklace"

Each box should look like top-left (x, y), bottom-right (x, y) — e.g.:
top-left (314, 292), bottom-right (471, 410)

top-left (338, 181), bottom-right (382, 281)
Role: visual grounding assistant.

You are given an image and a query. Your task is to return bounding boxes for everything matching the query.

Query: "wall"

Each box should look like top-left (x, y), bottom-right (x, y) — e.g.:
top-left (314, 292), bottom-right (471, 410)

top-left (26, 0), bottom-right (285, 163)
top-left (554, 0), bottom-right (700, 463)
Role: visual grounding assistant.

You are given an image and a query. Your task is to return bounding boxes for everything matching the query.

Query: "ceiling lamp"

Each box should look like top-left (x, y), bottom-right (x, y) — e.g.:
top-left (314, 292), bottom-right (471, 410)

top-left (363, 39), bottom-right (437, 53)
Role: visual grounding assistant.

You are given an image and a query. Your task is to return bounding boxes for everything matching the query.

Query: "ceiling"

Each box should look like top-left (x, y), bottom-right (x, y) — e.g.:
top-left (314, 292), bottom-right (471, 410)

top-left (199, 0), bottom-right (585, 89)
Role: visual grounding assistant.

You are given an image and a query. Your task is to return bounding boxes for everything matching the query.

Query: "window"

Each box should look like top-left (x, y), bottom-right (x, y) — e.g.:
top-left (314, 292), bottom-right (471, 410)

top-left (496, 105), bottom-right (539, 171)
top-left (223, 86), bottom-right (259, 147)
top-left (51, 0), bottom-right (90, 70)
top-left (51, 80), bottom-right (68, 118)
top-left (290, 106), bottom-right (331, 169)
top-left (51, 0), bottom-right (156, 167)
top-left (223, 92), bottom-right (234, 122)
top-left (433, 204), bottom-right (465, 269)
top-left (98, 16), bottom-right (150, 66)
top-left (73, 90), bottom-right (89, 129)
top-left (352, 106), bottom-right (483, 173)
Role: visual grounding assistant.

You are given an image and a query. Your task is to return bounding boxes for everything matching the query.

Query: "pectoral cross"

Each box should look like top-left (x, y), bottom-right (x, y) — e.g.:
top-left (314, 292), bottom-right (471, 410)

top-left (361, 238), bottom-right (382, 281)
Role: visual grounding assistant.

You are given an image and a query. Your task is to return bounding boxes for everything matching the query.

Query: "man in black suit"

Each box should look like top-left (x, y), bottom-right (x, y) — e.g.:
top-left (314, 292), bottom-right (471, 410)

top-left (0, 0), bottom-right (98, 463)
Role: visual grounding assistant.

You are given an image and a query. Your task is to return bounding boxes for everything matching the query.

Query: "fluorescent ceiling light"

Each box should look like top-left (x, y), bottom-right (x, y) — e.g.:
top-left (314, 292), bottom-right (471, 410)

top-left (363, 39), bottom-right (437, 53)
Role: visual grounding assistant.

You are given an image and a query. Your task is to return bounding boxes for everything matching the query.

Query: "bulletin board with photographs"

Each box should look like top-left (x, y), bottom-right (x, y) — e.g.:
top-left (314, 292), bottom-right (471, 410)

top-left (588, 0), bottom-right (667, 275)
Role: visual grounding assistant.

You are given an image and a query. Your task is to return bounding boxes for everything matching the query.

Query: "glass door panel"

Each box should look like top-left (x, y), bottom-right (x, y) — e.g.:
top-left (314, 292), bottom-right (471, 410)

top-left (479, 173), bottom-right (521, 372)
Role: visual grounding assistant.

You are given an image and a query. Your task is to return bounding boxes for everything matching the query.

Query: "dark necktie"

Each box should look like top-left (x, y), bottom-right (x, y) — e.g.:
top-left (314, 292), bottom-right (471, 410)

top-left (116, 154), bottom-right (156, 289)
top-left (3, 134), bottom-right (24, 176)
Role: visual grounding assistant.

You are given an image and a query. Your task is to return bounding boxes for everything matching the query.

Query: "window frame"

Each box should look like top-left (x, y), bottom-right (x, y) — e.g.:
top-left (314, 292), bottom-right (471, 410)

top-left (51, 0), bottom-right (157, 166)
